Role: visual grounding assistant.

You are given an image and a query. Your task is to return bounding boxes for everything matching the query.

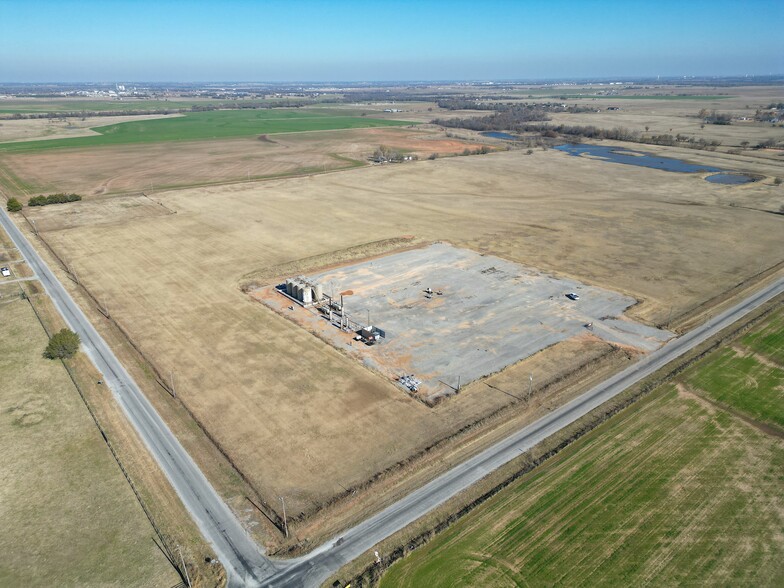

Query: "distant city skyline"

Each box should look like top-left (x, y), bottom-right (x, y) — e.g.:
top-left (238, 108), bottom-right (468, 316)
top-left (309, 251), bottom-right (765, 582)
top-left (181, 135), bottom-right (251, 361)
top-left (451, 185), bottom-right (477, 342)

top-left (1, 0), bottom-right (782, 82)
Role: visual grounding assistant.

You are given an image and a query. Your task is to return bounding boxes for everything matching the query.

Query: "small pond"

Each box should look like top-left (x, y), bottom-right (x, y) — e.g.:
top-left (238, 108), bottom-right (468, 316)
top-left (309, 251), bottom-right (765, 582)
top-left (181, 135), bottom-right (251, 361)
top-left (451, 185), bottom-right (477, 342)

top-left (704, 173), bottom-right (758, 185)
top-left (553, 143), bottom-right (758, 184)
top-left (481, 131), bottom-right (521, 140)
top-left (553, 143), bottom-right (722, 173)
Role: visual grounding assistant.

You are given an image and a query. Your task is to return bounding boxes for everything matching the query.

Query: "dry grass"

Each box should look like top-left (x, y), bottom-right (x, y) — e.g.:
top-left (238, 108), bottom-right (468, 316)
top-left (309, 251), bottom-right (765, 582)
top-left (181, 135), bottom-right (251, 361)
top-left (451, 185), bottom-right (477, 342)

top-left (12, 143), bottom-right (782, 542)
top-left (0, 293), bottom-right (179, 587)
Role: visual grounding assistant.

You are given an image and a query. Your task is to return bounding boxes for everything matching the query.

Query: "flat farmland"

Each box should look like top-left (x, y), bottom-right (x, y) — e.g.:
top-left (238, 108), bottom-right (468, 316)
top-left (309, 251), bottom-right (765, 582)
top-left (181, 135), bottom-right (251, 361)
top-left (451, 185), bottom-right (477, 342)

top-left (17, 145), bottom-right (784, 531)
top-left (379, 382), bottom-right (784, 588)
top-left (0, 289), bottom-right (178, 586)
top-left (0, 108), bottom-right (413, 153)
top-left (0, 125), bottom-right (481, 197)
top-left (683, 306), bottom-right (784, 430)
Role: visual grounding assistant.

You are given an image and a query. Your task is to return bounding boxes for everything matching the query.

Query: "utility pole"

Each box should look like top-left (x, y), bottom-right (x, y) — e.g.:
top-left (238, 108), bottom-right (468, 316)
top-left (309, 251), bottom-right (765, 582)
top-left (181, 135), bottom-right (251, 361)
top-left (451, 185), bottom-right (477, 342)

top-left (457, 375), bottom-right (461, 392)
top-left (177, 546), bottom-right (192, 588)
top-left (170, 370), bottom-right (176, 398)
top-left (528, 373), bottom-right (533, 399)
top-left (279, 496), bottom-right (289, 538)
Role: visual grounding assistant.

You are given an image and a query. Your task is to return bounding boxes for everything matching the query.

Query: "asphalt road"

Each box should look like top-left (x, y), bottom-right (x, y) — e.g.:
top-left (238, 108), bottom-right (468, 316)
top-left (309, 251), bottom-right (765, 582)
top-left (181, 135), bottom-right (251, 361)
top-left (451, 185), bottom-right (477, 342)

top-left (0, 208), bottom-right (276, 587)
top-left (3, 206), bottom-right (782, 588)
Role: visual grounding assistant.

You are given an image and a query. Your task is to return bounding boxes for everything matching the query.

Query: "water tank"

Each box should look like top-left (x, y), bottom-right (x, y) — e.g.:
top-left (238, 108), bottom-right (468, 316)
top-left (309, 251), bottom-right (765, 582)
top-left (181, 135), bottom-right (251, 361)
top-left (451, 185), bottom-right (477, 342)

top-left (313, 283), bottom-right (323, 301)
top-left (286, 279), bottom-right (294, 295)
top-left (293, 283), bottom-right (303, 301)
top-left (302, 287), bottom-right (313, 304)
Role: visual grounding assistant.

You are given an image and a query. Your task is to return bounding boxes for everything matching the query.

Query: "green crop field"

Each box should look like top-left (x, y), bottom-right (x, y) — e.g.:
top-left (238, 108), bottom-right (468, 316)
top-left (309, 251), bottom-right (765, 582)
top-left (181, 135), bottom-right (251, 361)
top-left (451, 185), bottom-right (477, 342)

top-left (684, 348), bottom-right (784, 428)
top-left (0, 109), bottom-right (413, 152)
top-left (742, 308), bottom-right (784, 365)
top-left (380, 312), bottom-right (784, 587)
top-left (683, 307), bottom-right (784, 428)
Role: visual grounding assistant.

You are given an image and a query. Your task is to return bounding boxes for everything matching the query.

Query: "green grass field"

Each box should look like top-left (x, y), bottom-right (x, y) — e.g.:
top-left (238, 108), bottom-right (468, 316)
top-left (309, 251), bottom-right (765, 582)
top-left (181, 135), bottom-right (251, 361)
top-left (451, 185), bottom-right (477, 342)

top-left (0, 109), bottom-right (413, 152)
top-left (380, 310), bottom-right (784, 588)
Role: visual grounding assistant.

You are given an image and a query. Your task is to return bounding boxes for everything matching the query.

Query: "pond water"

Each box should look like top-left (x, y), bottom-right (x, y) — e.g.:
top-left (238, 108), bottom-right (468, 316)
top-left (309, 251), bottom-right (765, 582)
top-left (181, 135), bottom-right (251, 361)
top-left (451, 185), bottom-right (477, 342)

top-left (704, 173), bottom-right (757, 185)
top-left (553, 143), bottom-right (722, 174)
top-left (481, 131), bottom-right (520, 140)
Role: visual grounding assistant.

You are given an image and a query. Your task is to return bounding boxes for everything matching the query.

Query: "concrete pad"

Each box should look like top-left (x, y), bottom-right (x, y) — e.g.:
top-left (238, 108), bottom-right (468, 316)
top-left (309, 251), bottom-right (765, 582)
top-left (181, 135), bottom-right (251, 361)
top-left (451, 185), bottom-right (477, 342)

top-left (286, 243), bottom-right (672, 398)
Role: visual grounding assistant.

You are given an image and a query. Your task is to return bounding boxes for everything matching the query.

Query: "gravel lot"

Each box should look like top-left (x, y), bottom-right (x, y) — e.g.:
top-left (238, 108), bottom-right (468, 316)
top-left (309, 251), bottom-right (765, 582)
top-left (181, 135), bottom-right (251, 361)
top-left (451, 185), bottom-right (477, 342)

top-left (310, 243), bottom-right (672, 397)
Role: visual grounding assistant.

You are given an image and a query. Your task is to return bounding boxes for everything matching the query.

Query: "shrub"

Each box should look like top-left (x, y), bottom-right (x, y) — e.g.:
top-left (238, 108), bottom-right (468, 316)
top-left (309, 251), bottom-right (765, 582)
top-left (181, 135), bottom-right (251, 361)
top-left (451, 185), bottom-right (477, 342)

top-left (6, 197), bottom-right (22, 212)
top-left (43, 328), bottom-right (80, 360)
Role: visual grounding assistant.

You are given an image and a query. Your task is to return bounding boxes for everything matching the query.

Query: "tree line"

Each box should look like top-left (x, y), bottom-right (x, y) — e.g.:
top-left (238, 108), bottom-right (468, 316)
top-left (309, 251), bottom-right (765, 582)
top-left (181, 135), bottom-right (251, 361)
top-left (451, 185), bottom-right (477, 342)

top-left (28, 193), bottom-right (82, 206)
top-left (433, 106), bottom-right (551, 131)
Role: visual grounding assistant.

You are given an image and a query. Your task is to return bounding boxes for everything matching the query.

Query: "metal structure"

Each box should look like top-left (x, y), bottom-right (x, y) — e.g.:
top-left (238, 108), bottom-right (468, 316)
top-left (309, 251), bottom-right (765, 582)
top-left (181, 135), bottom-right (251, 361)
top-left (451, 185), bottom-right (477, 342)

top-left (283, 276), bottom-right (324, 307)
top-left (279, 277), bottom-right (386, 343)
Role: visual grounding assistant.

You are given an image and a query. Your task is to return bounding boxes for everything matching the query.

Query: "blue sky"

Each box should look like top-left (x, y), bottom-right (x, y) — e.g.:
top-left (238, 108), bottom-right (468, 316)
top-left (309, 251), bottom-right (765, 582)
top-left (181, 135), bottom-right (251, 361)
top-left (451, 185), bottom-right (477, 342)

top-left (1, 0), bottom-right (781, 82)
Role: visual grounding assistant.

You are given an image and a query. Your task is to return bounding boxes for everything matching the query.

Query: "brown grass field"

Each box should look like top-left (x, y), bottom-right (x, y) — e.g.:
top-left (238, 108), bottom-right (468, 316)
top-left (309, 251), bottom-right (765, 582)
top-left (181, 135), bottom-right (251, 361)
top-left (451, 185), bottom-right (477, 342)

top-left (8, 138), bottom-right (781, 540)
top-left (0, 282), bottom-right (178, 586)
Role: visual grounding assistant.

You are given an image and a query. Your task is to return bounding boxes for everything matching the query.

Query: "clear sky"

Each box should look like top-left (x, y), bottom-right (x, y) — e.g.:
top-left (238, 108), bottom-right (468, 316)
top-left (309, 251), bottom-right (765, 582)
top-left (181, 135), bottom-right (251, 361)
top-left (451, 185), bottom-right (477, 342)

top-left (1, 0), bottom-right (781, 82)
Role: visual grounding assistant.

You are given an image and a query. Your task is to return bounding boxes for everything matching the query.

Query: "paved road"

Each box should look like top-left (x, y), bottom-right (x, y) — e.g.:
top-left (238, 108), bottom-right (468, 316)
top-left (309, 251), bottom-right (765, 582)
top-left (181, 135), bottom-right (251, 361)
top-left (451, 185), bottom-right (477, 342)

top-left (0, 209), bottom-right (276, 587)
top-left (4, 206), bottom-right (782, 588)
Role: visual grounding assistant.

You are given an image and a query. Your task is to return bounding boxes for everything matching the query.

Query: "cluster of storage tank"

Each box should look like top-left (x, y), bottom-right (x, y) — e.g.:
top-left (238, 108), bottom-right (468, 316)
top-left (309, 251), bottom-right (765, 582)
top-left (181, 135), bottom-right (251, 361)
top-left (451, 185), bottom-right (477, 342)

top-left (285, 277), bottom-right (323, 305)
